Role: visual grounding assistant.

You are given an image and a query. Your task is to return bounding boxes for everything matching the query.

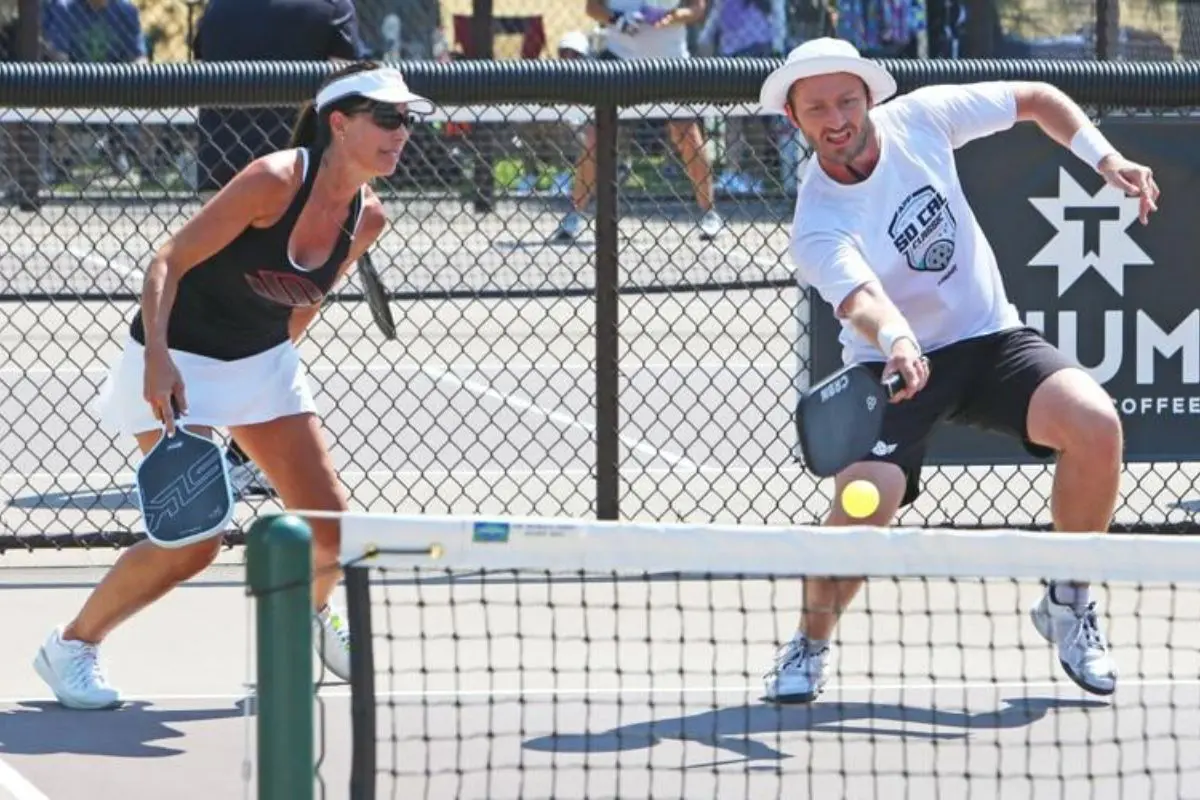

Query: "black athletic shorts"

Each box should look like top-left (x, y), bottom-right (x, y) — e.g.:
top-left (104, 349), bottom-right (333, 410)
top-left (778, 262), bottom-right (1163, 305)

top-left (858, 326), bottom-right (1081, 507)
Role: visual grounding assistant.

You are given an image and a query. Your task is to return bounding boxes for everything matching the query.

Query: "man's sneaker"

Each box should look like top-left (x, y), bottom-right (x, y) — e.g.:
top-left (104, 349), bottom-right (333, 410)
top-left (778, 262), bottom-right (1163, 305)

top-left (716, 171), bottom-right (758, 196)
top-left (763, 635), bottom-right (830, 703)
top-left (1030, 588), bottom-right (1117, 696)
top-left (225, 447), bottom-right (276, 498)
top-left (313, 605), bottom-right (352, 683)
top-left (697, 208), bottom-right (724, 241)
top-left (33, 627), bottom-right (122, 710)
top-left (551, 210), bottom-right (586, 242)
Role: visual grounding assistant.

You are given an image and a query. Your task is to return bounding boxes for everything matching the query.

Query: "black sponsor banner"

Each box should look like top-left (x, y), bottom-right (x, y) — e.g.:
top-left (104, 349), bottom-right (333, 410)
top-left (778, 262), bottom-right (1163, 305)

top-left (811, 115), bottom-right (1200, 465)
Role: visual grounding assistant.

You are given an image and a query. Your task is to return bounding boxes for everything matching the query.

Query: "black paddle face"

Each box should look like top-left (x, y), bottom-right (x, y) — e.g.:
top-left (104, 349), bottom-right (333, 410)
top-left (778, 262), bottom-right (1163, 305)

top-left (796, 364), bottom-right (901, 478)
top-left (136, 429), bottom-right (233, 547)
top-left (360, 252), bottom-right (397, 340)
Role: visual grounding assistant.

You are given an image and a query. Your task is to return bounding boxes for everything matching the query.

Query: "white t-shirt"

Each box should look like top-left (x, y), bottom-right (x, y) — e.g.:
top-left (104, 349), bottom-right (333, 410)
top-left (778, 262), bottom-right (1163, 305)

top-left (790, 82), bottom-right (1025, 365)
top-left (603, 0), bottom-right (689, 60)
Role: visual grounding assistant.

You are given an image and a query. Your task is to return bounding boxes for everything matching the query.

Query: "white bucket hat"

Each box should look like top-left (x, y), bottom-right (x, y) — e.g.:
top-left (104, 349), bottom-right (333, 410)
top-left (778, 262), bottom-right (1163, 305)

top-left (315, 66), bottom-right (435, 114)
top-left (759, 38), bottom-right (897, 115)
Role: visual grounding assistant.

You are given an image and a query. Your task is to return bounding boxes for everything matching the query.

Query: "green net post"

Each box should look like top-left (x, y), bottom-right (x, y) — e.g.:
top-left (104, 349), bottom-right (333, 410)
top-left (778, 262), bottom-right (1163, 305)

top-left (246, 513), bottom-right (314, 800)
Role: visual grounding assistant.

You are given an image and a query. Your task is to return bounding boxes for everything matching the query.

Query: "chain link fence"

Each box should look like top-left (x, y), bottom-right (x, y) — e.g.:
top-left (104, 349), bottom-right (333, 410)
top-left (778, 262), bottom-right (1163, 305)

top-left (1, 58), bottom-right (1198, 551)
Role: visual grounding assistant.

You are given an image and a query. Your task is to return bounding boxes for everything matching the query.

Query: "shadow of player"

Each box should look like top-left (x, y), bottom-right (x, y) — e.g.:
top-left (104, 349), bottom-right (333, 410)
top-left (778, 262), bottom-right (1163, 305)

top-left (6, 486), bottom-right (137, 511)
top-left (523, 696), bottom-right (1108, 764)
top-left (0, 699), bottom-right (251, 758)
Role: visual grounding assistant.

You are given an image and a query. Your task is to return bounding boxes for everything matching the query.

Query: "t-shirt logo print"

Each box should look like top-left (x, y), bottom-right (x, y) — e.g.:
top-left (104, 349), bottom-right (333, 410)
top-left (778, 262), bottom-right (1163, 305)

top-left (245, 270), bottom-right (326, 308)
top-left (888, 185), bottom-right (957, 272)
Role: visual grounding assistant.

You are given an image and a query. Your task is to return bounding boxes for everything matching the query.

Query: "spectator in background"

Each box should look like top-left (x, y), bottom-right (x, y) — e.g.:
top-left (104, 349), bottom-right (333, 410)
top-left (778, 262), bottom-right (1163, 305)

top-left (698, 0), bottom-right (775, 59)
top-left (42, 0), bottom-right (147, 185)
top-left (836, 0), bottom-right (927, 58)
top-left (559, 30), bottom-right (592, 59)
top-left (698, 0), bottom-right (777, 196)
top-left (788, 0), bottom-right (839, 47)
top-left (193, 0), bottom-right (365, 192)
top-left (514, 31), bottom-right (592, 197)
top-left (43, 0), bottom-right (145, 64)
top-left (193, 0), bottom-right (365, 495)
top-left (554, 0), bottom-right (722, 243)
top-left (2, 6), bottom-right (62, 210)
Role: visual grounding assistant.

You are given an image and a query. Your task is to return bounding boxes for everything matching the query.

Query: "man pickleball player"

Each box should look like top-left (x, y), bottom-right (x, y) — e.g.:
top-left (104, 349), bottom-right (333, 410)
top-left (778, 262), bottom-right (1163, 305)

top-left (758, 39), bottom-right (1160, 703)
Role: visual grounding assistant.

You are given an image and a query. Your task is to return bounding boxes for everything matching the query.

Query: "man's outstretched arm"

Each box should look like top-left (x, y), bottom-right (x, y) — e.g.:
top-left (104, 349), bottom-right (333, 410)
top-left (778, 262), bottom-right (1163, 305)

top-left (1011, 82), bottom-right (1160, 224)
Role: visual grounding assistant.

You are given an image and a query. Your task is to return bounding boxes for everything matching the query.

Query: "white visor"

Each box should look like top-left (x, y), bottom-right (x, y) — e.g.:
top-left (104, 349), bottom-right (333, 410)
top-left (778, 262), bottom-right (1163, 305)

top-left (314, 67), bottom-right (435, 114)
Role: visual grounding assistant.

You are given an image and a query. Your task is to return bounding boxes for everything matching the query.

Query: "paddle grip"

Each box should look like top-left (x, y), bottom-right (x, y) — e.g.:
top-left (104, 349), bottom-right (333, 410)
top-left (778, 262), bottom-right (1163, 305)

top-left (883, 356), bottom-right (929, 398)
top-left (883, 372), bottom-right (907, 398)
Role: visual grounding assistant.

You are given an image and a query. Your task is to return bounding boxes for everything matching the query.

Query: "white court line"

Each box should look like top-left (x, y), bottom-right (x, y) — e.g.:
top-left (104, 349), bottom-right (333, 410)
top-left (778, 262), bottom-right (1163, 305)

top-left (2, 463), bottom-right (802, 488)
top-left (0, 758), bottom-right (49, 800)
top-left (421, 364), bottom-right (703, 470)
top-left (84, 254), bottom-right (137, 281)
top-left (2, 677), bottom-right (1196, 706)
top-left (0, 360), bottom-right (791, 381)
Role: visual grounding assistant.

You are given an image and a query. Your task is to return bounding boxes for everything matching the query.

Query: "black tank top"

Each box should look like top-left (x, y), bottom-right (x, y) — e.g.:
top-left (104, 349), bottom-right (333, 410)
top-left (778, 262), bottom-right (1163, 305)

top-left (130, 148), bottom-right (364, 361)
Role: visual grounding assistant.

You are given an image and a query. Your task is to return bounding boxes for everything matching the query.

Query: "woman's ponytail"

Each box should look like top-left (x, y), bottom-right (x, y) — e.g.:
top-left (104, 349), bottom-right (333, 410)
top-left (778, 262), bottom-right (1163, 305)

top-left (290, 102), bottom-right (320, 149)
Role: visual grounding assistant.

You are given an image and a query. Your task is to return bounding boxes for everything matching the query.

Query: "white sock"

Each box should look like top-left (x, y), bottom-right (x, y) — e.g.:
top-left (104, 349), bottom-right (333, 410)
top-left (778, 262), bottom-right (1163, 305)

top-left (1051, 581), bottom-right (1089, 608)
top-left (796, 634), bottom-right (829, 654)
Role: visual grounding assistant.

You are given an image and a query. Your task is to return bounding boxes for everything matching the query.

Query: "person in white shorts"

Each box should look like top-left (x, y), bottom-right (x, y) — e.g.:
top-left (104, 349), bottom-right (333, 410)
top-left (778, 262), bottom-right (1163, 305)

top-left (553, 0), bottom-right (724, 242)
top-left (33, 62), bottom-right (433, 710)
top-left (756, 39), bottom-right (1160, 703)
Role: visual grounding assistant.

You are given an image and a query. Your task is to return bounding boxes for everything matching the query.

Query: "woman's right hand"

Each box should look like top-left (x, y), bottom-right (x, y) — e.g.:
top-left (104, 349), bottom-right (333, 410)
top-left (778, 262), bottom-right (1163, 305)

top-left (143, 346), bottom-right (187, 435)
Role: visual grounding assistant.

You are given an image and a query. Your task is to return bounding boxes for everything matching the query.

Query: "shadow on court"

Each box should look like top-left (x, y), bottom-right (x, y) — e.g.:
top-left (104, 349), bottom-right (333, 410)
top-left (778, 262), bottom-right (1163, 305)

top-left (522, 696), bottom-right (1109, 762)
top-left (6, 486), bottom-right (136, 511)
top-left (0, 699), bottom-right (250, 758)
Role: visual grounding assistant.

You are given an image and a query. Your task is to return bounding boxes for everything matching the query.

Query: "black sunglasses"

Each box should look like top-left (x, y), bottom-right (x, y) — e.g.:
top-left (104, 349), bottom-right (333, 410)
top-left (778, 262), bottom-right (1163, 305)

top-left (362, 103), bottom-right (417, 131)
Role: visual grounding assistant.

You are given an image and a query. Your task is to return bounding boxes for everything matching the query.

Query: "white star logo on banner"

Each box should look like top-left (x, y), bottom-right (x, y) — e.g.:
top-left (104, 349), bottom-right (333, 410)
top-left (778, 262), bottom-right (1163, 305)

top-left (1028, 167), bottom-right (1153, 297)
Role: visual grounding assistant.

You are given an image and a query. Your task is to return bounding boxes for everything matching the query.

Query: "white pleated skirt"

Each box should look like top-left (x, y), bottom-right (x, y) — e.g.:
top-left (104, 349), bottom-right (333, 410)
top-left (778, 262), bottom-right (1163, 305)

top-left (91, 337), bottom-right (319, 437)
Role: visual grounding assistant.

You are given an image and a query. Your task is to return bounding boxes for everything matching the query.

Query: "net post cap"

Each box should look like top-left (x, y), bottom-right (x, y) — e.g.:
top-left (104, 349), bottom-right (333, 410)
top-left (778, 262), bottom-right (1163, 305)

top-left (246, 514), bottom-right (313, 590)
top-left (247, 512), bottom-right (312, 543)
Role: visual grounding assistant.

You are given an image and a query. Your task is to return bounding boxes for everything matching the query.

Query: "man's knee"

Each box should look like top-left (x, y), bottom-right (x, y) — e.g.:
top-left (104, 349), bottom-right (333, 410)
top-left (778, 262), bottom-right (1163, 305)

top-left (1029, 369), bottom-right (1123, 462)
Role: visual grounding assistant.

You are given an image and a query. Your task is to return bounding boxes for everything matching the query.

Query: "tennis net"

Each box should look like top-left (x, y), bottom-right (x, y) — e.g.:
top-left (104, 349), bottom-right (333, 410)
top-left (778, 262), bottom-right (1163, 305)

top-left (247, 512), bottom-right (1200, 799)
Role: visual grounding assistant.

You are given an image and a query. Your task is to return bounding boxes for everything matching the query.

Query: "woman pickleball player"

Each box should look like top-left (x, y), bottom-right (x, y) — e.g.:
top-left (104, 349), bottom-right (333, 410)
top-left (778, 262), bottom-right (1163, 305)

top-left (33, 61), bottom-right (433, 709)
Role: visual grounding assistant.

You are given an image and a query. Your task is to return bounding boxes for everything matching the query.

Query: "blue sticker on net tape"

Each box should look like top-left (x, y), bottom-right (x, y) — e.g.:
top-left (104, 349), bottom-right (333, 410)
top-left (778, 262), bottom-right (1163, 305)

top-left (472, 521), bottom-right (511, 543)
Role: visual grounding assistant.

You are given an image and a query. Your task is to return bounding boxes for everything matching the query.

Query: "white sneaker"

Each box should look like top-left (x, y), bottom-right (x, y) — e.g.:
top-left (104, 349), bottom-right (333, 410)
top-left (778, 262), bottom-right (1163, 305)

top-left (697, 208), bottom-right (724, 241)
top-left (225, 448), bottom-right (276, 498)
top-left (313, 605), bottom-right (352, 683)
top-left (33, 627), bottom-right (122, 710)
top-left (1030, 588), bottom-right (1117, 696)
top-left (716, 172), bottom-right (756, 196)
top-left (551, 210), bottom-right (586, 242)
top-left (763, 635), bottom-right (830, 704)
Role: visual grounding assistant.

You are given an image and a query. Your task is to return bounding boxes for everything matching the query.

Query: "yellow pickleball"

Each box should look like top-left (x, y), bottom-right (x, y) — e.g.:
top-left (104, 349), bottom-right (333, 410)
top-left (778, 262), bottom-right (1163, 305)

top-left (841, 479), bottom-right (880, 519)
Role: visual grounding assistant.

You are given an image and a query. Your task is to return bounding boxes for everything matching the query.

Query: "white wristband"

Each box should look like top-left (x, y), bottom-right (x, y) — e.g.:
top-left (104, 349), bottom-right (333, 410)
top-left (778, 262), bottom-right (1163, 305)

top-left (878, 322), bottom-right (919, 357)
top-left (1069, 126), bottom-right (1118, 171)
